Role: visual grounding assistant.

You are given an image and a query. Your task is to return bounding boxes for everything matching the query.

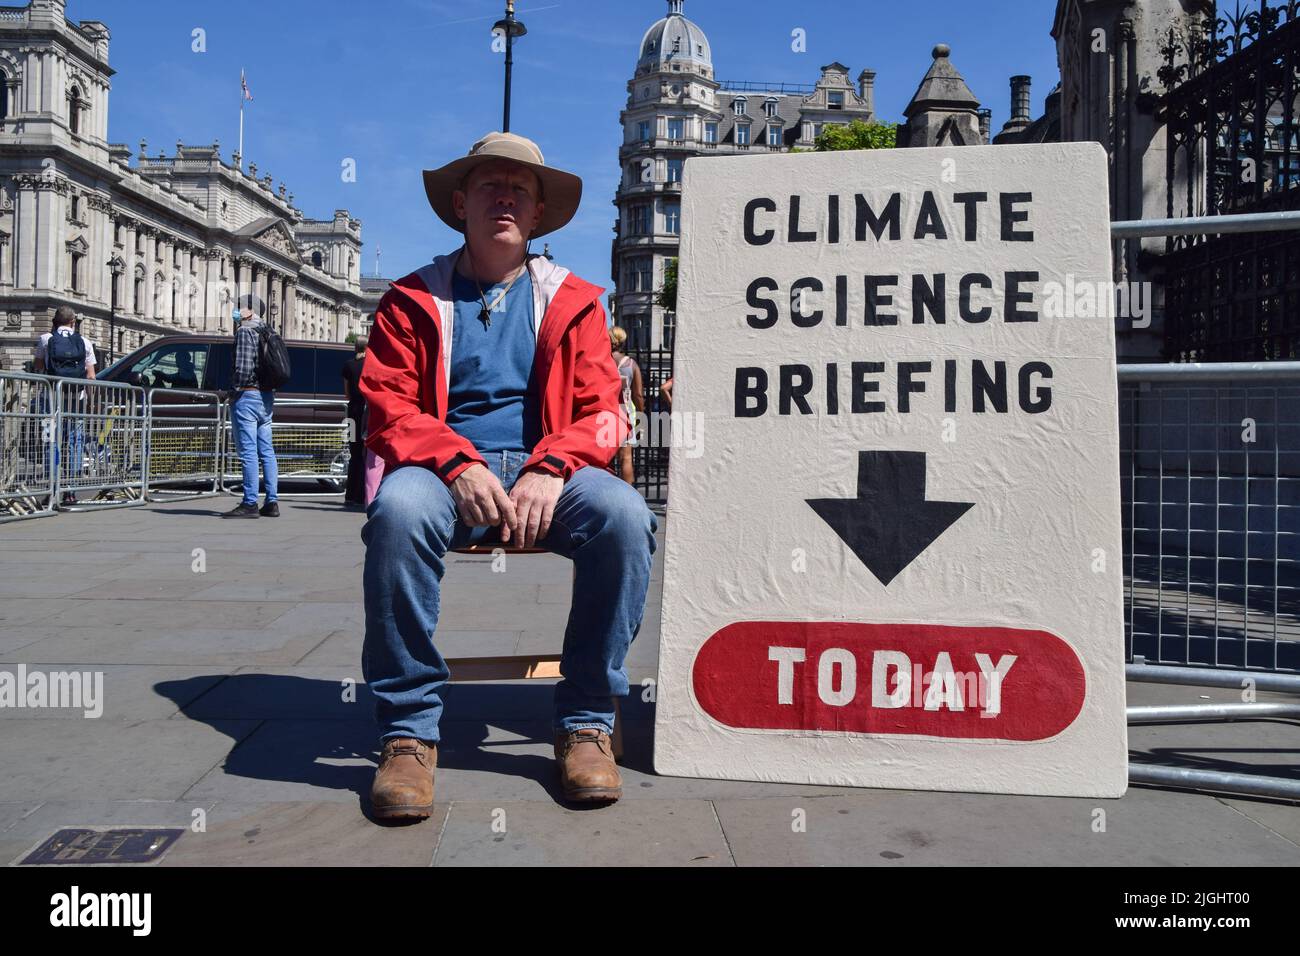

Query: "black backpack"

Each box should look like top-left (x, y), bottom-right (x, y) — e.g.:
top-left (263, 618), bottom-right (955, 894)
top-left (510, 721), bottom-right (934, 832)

top-left (46, 331), bottom-right (87, 378)
top-left (255, 324), bottom-right (292, 390)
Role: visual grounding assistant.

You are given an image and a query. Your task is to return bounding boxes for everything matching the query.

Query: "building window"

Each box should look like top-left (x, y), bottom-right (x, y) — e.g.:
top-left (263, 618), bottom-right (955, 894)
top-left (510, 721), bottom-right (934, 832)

top-left (134, 276), bottom-right (144, 312)
top-left (69, 251), bottom-right (83, 293)
top-left (667, 117), bottom-right (683, 140)
top-left (733, 97), bottom-right (747, 116)
top-left (662, 310), bottom-right (676, 351)
top-left (764, 97), bottom-right (779, 117)
top-left (111, 273), bottom-right (120, 310)
top-left (627, 314), bottom-right (650, 351)
top-left (174, 246), bottom-right (181, 269)
top-left (667, 158), bottom-right (683, 183)
top-left (114, 222), bottom-right (123, 246)
top-left (67, 85), bottom-right (84, 135)
top-left (312, 251), bottom-right (323, 269)
top-left (629, 204), bottom-right (650, 235)
top-left (736, 123), bottom-right (750, 146)
top-left (767, 124), bottom-right (782, 146)
top-left (665, 202), bottom-right (680, 234)
top-left (637, 120), bottom-right (651, 142)
top-left (828, 91), bottom-right (844, 110)
top-left (813, 123), bottom-right (824, 140)
top-left (704, 122), bottom-right (718, 144)
top-left (136, 232), bottom-right (143, 254)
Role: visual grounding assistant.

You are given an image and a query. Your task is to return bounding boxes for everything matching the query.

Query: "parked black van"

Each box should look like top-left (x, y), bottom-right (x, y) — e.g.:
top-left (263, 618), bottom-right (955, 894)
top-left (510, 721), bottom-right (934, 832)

top-left (99, 334), bottom-right (354, 422)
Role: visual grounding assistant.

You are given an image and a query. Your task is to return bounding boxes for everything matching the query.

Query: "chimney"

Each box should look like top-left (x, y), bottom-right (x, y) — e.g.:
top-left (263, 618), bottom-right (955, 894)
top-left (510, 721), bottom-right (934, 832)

top-left (1011, 75), bottom-right (1032, 124)
top-left (978, 108), bottom-right (991, 144)
top-left (858, 68), bottom-right (876, 117)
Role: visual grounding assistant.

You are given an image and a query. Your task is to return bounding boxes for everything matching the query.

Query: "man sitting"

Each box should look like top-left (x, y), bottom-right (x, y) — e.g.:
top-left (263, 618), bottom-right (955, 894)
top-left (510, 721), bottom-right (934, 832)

top-left (359, 132), bottom-right (658, 819)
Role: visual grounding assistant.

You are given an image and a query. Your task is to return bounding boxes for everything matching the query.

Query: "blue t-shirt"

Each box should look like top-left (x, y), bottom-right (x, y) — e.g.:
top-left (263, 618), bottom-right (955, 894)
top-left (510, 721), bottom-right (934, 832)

top-left (445, 268), bottom-right (541, 455)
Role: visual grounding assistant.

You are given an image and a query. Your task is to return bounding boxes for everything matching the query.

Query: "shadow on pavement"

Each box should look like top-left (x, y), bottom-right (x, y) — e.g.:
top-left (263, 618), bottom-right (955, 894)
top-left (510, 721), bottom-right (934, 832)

top-left (153, 674), bottom-right (657, 817)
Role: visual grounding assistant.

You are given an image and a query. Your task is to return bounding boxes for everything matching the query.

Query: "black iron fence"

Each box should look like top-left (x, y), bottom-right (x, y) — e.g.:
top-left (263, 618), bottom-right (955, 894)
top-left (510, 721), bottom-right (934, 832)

top-left (1159, 1), bottom-right (1300, 359)
top-left (624, 346), bottom-right (674, 506)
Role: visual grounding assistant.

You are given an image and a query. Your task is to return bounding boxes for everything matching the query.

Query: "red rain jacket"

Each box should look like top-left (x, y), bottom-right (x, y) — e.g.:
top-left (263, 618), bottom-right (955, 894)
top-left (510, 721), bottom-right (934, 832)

top-left (359, 250), bottom-right (629, 486)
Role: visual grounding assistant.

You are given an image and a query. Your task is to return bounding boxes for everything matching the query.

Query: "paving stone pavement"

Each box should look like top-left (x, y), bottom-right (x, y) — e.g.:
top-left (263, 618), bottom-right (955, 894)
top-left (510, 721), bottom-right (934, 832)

top-left (0, 496), bottom-right (1296, 866)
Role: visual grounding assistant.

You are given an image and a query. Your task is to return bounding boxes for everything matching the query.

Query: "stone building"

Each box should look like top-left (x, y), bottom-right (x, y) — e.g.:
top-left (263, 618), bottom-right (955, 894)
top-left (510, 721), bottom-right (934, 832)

top-left (1050, 0), bottom-right (1202, 361)
top-left (611, 1), bottom-right (1063, 352)
top-left (0, 0), bottom-right (381, 370)
top-left (612, 0), bottom-right (876, 351)
top-left (897, 43), bottom-right (991, 148)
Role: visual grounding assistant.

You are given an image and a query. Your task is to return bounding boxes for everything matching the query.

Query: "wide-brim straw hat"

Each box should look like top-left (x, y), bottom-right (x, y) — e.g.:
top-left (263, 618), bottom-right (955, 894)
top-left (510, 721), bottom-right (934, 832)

top-left (422, 131), bottom-right (582, 239)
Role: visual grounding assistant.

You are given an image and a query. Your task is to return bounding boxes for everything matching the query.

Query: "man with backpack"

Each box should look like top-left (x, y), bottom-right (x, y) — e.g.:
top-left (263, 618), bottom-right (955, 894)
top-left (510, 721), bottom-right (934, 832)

top-left (222, 292), bottom-right (289, 518)
top-left (34, 306), bottom-right (95, 507)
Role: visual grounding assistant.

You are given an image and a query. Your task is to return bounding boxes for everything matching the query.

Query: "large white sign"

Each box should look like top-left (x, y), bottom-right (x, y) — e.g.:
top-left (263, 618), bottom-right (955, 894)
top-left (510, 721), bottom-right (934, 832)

top-left (655, 143), bottom-right (1127, 797)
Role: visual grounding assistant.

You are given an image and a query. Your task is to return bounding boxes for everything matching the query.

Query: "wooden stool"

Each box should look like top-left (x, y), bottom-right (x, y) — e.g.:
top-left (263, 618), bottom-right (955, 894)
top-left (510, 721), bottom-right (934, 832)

top-left (444, 541), bottom-right (624, 761)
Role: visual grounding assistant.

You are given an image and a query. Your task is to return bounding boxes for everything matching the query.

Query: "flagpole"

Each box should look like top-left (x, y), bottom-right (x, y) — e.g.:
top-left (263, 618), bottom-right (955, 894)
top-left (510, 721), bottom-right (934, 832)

top-left (238, 69), bottom-right (244, 168)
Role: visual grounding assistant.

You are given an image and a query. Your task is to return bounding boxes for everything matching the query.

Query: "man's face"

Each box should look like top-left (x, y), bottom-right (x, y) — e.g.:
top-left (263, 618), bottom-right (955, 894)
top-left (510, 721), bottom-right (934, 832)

top-left (453, 159), bottom-right (544, 250)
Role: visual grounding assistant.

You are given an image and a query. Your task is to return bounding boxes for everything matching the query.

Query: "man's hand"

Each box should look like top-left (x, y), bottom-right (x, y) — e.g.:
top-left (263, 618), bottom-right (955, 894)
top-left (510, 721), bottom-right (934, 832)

top-left (508, 468), bottom-right (564, 548)
top-left (450, 463), bottom-right (519, 541)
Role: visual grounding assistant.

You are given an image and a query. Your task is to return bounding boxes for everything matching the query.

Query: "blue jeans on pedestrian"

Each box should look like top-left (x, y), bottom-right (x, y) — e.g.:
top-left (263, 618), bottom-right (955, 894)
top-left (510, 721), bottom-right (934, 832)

top-left (361, 450), bottom-right (659, 744)
top-left (38, 388), bottom-right (82, 488)
top-left (232, 389), bottom-right (278, 506)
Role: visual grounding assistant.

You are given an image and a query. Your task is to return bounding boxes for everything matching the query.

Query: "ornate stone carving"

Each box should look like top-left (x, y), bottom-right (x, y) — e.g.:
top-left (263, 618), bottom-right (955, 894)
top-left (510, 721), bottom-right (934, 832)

top-left (11, 173), bottom-right (69, 193)
top-left (254, 223), bottom-right (298, 258)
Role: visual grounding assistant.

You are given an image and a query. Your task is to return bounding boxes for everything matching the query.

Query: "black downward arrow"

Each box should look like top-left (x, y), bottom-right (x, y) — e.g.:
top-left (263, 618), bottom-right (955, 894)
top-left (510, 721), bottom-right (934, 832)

top-left (806, 451), bottom-right (974, 586)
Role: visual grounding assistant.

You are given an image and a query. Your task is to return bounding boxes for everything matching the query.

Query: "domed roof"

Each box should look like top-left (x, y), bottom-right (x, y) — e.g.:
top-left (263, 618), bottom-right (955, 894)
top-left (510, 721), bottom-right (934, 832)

top-left (638, 0), bottom-right (711, 72)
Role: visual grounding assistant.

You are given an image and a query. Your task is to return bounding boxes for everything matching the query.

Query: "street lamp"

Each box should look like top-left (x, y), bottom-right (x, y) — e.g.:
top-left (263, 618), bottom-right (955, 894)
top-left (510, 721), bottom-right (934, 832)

top-left (493, 0), bottom-right (527, 133)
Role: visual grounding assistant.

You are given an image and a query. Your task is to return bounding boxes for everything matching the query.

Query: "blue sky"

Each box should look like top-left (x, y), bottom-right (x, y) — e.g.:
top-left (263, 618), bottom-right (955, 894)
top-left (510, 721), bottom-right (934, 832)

top-left (70, 0), bottom-right (1062, 293)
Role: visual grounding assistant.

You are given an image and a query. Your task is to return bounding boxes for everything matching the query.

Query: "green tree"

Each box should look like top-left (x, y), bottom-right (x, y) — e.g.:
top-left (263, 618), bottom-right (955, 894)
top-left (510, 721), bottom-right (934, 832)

top-left (657, 256), bottom-right (678, 314)
top-left (794, 119), bottom-right (898, 152)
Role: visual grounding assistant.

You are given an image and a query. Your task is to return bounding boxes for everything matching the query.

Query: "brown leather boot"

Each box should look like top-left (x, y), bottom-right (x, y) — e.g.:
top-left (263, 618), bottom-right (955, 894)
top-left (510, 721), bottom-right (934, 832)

top-left (370, 737), bottom-right (437, 819)
top-left (554, 728), bottom-right (622, 803)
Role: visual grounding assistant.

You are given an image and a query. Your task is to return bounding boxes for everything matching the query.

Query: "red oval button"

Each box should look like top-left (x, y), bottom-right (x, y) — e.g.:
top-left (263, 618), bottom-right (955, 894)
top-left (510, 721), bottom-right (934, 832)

top-left (692, 621), bottom-right (1085, 741)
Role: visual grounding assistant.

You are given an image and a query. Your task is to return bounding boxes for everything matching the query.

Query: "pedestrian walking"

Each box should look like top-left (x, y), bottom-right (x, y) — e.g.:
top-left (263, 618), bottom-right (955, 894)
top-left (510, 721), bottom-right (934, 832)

top-left (34, 306), bottom-right (96, 507)
top-left (609, 326), bottom-right (644, 485)
top-left (222, 293), bottom-right (282, 518)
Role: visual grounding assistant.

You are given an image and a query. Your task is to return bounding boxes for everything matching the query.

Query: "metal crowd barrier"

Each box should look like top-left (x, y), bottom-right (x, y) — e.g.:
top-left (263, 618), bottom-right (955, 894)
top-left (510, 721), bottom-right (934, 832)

top-left (2, 373), bottom-right (348, 515)
top-left (220, 397), bottom-right (350, 498)
top-left (53, 376), bottom-right (147, 512)
top-left (145, 387), bottom-right (224, 501)
top-left (1113, 207), bottom-right (1300, 800)
top-left (1117, 361), bottom-right (1300, 799)
top-left (0, 370), bottom-right (57, 522)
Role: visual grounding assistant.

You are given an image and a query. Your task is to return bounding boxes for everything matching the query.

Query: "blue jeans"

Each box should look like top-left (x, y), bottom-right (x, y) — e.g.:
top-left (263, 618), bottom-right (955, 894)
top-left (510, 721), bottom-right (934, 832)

top-left (361, 450), bottom-right (659, 743)
top-left (232, 389), bottom-right (278, 506)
